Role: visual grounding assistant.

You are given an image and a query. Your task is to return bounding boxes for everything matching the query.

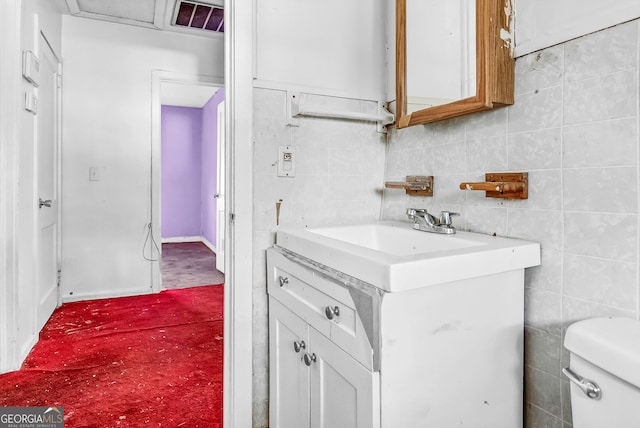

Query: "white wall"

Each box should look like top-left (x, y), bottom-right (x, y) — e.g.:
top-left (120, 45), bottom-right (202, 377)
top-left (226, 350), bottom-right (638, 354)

top-left (255, 0), bottom-right (386, 101)
top-left (61, 17), bottom-right (223, 302)
top-left (514, 0), bottom-right (640, 56)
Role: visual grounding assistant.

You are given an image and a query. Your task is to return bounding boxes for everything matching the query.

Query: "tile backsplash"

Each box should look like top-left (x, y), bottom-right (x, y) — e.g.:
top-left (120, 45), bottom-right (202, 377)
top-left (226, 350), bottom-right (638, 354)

top-left (382, 20), bottom-right (640, 427)
top-left (251, 88), bottom-right (386, 427)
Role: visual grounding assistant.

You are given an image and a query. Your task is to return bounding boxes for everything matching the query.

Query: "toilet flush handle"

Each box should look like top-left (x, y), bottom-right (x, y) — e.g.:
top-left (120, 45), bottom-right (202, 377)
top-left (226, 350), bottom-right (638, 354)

top-left (562, 367), bottom-right (602, 400)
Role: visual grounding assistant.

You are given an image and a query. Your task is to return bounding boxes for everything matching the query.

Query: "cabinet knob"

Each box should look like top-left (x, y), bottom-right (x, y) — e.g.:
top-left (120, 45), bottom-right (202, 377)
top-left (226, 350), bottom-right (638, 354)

top-left (303, 353), bottom-right (317, 366)
top-left (39, 198), bottom-right (52, 208)
top-left (293, 340), bottom-right (306, 353)
top-left (278, 276), bottom-right (289, 287)
top-left (325, 305), bottom-right (340, 320)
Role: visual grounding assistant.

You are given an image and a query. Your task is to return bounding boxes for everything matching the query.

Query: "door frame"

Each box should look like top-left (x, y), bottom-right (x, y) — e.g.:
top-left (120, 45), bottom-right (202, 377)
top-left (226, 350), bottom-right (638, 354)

top-left (0, 0), bottom-right (22, 373)
top-left (150, 70), bottom-right (223, 292)
top-left (224, 0), bottom-right (255, 425)
top-left (215, 100), bottom-right (225, 273)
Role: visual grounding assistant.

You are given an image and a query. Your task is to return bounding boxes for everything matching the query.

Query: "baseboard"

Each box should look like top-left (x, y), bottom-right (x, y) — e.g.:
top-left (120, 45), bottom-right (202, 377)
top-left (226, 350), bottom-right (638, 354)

top-left (201, 237), bottom-right (217, 254)
top-left (162, 236), bottom-right (202, 244)
top-left (162, 236), bottom-right (217, 254)
top-left (60, 287), bottom-right (154, 304)
top-left (19, 333), bottom-right (38, 366)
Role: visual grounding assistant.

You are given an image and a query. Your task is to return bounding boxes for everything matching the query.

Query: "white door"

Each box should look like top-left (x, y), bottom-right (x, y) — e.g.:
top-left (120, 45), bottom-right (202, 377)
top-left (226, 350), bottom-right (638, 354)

top-left (269, 299), bottom-right (310, 428)
top-left (215, 100), bottom-right (225, 273)
top-left (309, 328), bottom-right (379, 428)
top-left (36, 34), bottom-right (60, 331)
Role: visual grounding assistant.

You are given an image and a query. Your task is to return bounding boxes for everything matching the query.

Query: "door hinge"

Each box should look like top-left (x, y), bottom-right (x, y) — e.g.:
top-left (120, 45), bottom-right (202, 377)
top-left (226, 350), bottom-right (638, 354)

top-left (229, 213), bottom-right (236, 223)
top-left (56, 75), bottom-right (62, 88)
top-left (57, 269), bottom-right (62, 287)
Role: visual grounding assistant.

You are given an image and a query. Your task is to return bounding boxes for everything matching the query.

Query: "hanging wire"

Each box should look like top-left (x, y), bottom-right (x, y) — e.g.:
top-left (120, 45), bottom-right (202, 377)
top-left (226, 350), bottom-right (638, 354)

top-left (143, 222), bottom-right (160, 261)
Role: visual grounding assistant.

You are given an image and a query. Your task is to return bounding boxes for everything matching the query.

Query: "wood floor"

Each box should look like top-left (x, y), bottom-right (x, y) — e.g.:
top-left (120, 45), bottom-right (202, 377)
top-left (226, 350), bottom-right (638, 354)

top-left (161, 242), bottom-right (225, 289)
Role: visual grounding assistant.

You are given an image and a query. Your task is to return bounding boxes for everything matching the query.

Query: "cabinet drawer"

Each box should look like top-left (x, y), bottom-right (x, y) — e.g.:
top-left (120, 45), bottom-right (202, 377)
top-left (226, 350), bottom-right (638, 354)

top-left (268, 248), bottom-right (373, 370)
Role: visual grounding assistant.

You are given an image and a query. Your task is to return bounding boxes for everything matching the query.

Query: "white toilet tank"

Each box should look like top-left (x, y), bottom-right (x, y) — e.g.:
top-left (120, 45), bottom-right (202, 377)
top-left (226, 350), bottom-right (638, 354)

top-left (564, 317), bottom-right (640, 428)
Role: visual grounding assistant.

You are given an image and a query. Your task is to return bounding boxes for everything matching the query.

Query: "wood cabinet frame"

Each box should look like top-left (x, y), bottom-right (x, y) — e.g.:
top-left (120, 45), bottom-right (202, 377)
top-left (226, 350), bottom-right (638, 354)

top-left (395, 0), bottom-right (514, 127)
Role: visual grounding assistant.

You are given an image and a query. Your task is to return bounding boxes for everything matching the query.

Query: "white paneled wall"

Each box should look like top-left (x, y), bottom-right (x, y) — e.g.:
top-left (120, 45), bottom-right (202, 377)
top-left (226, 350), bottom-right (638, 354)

top-left (383, 20), bottom-right (640, 427)
top-left (251, 88), bottom-right (386, 426)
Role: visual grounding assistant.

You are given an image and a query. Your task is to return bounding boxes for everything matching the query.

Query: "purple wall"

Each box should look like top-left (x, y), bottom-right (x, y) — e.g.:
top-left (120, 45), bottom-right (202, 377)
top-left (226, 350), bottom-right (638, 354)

top-left (201, 88), bottom-right (225, 246)
top-left (161, 106), bottom-right (203, 238)
top-left (161, 88), bottom-right (225, 244)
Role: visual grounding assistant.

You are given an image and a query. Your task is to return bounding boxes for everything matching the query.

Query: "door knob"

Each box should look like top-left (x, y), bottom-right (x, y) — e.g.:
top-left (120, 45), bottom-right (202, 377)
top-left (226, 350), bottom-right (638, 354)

top-left (39, 198), bottom-right (52, 208)
top-left (278, 276), bottom-right (289, 287)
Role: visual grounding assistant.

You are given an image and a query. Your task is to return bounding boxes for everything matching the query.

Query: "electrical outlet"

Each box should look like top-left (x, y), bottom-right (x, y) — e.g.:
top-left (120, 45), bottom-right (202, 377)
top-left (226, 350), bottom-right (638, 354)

top-left (277, 145), bottom-right (296, 177)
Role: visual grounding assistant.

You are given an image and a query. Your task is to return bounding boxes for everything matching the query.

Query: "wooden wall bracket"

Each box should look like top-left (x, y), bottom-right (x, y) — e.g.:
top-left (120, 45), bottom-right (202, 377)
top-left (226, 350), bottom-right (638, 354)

top-left (459, 172), bottom-right (528, 199)
top-left (385, 175), bottom-right (433, 196)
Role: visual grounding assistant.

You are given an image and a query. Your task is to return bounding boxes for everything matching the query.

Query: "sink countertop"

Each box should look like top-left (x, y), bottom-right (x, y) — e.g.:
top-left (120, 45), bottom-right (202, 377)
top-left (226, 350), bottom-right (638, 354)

top-left (275, 221), bottom-right (541, 292)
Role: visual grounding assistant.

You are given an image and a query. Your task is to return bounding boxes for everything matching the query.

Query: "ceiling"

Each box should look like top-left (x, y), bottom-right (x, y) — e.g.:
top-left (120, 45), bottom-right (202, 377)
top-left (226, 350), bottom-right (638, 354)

top-left (63, 0), bottom-right (224, 39)
top-left (61, 0), bottom-right (224, 108)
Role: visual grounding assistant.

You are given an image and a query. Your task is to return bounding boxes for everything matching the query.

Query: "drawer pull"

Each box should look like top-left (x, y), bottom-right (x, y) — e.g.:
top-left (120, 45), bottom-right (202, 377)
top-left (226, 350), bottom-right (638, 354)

top-left (278, 276), bottom-right (289, 287)
top-left (303, 353), bottom-right (317, 366)
top-left (293, 340), bottom-right (306, 353)
top-left (325, 305), bottom-right (340, 320)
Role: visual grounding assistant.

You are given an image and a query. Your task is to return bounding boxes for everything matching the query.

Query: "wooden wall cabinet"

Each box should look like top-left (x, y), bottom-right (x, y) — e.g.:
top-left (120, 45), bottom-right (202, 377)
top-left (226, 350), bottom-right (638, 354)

top-left (395, 0), bottom-right (514, 127)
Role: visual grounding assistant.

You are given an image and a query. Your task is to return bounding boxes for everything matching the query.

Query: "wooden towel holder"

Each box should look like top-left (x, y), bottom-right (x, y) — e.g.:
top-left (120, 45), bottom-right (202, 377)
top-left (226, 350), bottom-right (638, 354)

top-left (385, 175), bottom-right (433, 197)
top-left (459, 172), bottom-right (528, 199)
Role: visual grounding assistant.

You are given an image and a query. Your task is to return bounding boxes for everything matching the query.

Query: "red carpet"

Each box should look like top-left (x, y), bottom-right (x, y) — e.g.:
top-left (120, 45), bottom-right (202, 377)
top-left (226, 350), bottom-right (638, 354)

top-left (0, 285), bottom-right (223, 427)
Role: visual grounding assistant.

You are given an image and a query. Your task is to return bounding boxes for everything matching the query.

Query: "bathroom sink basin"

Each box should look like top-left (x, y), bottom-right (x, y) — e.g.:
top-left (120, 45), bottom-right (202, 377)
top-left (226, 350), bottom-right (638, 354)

top-left (308, 223), bottom-right (485, 256)
top-left (276, 221), bottom-right (540, 292)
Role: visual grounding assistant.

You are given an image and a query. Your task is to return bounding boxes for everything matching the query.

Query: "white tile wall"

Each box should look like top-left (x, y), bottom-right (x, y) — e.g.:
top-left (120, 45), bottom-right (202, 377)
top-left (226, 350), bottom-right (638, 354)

top-left (251, 88), bottom-right (387, 427)
top-left (382, 20), bottom-right (640, 427)
top-left (251, 19), bottom-right (640, 428)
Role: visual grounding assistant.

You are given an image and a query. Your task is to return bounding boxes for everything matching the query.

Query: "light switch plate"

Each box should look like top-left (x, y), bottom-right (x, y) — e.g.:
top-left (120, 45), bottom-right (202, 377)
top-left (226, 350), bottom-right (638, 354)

top-left (22, 50), bottom-right (40, 87)
top-left (277, 145), bottom-right (296, 177)
top-left (24, 91), bottom-right (38, 114)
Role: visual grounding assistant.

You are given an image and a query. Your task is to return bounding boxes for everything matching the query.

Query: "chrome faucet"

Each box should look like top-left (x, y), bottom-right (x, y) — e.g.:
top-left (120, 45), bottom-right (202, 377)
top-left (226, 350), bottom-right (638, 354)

top-left (406, 208), bottom-right (459, 235)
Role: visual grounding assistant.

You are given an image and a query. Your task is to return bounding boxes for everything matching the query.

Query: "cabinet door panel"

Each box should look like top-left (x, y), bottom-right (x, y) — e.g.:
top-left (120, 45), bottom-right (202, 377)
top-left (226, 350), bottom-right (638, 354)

top-left (270, 298), bottom-right (310, 428)
top-left (309, 329), bottom-right (379, 428)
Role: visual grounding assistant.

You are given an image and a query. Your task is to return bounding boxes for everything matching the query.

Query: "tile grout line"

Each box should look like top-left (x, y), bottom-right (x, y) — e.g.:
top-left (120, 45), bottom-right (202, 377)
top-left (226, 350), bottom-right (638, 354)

top-left (558, 42), bottom-right (569, 426)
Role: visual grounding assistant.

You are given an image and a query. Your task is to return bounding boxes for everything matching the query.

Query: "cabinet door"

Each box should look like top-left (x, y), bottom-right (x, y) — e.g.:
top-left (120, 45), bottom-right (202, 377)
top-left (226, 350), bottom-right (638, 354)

top-left (308, 329), bottom-right (379, 428)
top-left (270, 298), bottom-right (310, 428)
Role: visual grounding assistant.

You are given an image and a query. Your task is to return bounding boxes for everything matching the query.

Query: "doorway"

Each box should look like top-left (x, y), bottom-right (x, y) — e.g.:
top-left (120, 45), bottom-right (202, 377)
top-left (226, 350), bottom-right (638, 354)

top-left (158, 88), bottom-right (225, 289)
top-left (145, 70), bottom-right (224, 292)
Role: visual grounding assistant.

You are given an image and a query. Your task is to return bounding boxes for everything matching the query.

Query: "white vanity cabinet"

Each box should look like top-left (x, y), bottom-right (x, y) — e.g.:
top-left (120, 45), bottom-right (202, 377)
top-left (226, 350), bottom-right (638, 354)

top-left (268, 233), bottom-right (534, 428)
top-left (268, 249), bottom-right (380, 428)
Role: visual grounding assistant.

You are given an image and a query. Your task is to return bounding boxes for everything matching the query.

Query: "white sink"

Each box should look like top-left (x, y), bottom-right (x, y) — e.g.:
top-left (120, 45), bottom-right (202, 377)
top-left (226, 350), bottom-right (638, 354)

top-left (276, 221), bottom-right (540, 292)
top-left (309, 223), bottom-right (485, 256)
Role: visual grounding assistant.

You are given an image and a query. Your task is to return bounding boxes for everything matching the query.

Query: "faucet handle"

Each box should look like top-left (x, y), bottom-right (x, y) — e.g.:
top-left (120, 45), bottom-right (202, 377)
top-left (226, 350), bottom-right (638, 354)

top-left (439, 211), bottom-right (460, 226)
top-left (407, 208), bottom-right (423, 218)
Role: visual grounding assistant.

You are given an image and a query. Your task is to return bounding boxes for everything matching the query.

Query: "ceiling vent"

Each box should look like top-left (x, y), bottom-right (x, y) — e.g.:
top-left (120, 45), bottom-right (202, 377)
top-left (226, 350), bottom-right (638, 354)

top-left (173, 1), bottom-right (224, 33)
